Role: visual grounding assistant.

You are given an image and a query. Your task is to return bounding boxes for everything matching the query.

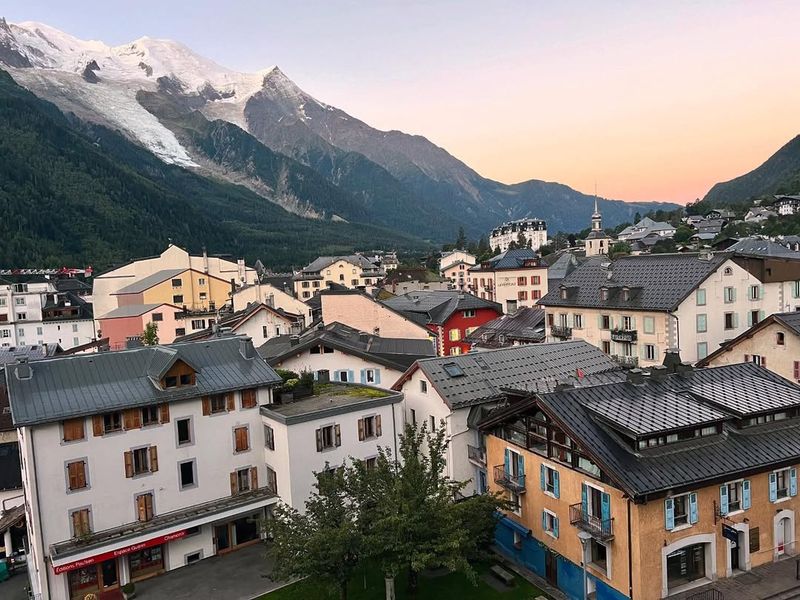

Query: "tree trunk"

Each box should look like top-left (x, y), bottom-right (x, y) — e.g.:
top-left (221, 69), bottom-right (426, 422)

top-left (408, 569), bottom-right (418, 597)
top-left (384, 576), bottom-right (396, 600)
top-left (340, 579), bottom-right (348, 600)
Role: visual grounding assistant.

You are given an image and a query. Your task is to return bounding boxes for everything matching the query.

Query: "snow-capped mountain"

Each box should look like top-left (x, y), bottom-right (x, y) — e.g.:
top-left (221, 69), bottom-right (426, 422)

top-left (0, 18), bottom-right (677, 235)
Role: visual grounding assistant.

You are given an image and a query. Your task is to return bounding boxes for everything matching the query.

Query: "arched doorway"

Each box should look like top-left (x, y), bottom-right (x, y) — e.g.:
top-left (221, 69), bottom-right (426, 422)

top-left (774, 510), bottom-right (795, 559)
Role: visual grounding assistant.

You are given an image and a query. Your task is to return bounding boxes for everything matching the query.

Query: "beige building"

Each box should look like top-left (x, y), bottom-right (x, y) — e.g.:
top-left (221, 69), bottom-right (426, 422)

top-left (698, 311), bottom-right (800, 383)
top-left (293, 255), bottom-right (384, 299)
top-left (439, 250), bottom-right (476, 291)
top-left (541, 251), bottom-right (800, 367)
top-left (232, 282), bottom-right (311, 322)
top-left (318, 290), bottom-right (432, 340)
top-left (468, 248), bottom-right (548, 313)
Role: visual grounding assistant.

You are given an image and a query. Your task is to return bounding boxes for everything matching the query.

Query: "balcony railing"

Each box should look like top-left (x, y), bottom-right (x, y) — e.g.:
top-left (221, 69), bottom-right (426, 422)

top-left (467, 445), bottom-right (486, 466)
top-left (610, 328), bottom-right (638, 343)
top-left (611, 355), bottom-right (639, 368)
top-left (493, 465), bottom-right (526, 493)
top-left (550, 324), bottom-right (573, 339)
top-left (569, 503), bottom-right (614, 541)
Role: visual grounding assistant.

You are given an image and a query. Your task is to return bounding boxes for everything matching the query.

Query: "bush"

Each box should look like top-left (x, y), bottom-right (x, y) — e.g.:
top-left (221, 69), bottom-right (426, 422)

top-left (122, 582), bottom-right (135, 594)
top-left (283, 378), bottom-right (300, 390)
top-left (275, 369), bottom-right (299, 383)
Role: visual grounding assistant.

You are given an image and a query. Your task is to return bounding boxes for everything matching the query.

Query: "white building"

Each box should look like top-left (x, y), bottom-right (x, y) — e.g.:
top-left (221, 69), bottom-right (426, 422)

top-left (0, 277), bottom-right (95, 350)
top-left (776, 195), bottom-right (800, 216)
top-left (489, 219), bottom-right (548, 253)
top-left (261, 383), bottom-right (403, 510)
top-left (7, 337), bottom-right (281, 600)
top-left (293, 255), bottom-right (385, 299)
top-left (616, 217), bottom-right (676, 242)
top-left (439, 250), bottom-right (476, 291)
top-left (390, 341), bottom-right (619, 496)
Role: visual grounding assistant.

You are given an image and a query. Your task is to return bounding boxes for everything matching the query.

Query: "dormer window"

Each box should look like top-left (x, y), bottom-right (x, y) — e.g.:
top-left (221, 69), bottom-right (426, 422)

top-left (600, 288), bottom-right (609, 301)
top-left (622, 288), bottom-right (631, 302)
top-left (560, 287), bottom-right (568, 300)
top-left (159, 360), bottom-right (197, 390)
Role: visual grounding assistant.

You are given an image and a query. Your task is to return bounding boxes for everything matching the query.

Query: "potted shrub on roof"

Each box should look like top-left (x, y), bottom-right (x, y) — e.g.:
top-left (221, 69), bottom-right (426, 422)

top-left (121, 582), bottom-right (136, 599)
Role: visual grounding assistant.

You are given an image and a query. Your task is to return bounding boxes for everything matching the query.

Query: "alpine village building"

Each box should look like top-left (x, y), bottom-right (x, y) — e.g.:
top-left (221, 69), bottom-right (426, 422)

top-left (467, 248), bottom-right (549, 313)
top-left (482, 360), bottom-right (800, 600)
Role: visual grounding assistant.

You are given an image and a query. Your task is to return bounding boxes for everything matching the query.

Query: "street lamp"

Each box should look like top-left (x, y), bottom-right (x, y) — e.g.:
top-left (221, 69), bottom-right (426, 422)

top-left (577, 530), bottom-right (593, 600)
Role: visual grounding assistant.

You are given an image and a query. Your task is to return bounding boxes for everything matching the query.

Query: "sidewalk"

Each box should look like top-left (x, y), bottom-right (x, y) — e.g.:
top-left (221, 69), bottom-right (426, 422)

top-left (670, 557), bottom-right (800, 600)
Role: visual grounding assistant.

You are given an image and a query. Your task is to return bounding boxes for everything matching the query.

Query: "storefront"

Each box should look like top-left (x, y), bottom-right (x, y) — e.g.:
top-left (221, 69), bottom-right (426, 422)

top-left (128, 545), bottom-right (165, 581)
top-left (667, 543), bottom-right (707, 591)
top-left (67, 558), bottom-right (119, 600)
top-left (214, 511), bottom-right (262, 554)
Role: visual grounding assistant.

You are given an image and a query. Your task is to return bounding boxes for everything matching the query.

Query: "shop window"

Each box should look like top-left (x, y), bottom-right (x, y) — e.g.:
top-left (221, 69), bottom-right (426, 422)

top-left (129, 546), bottom-right (164, 581)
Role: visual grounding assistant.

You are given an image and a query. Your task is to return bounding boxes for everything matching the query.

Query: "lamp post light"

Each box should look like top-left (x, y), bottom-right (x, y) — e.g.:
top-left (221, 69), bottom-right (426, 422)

top-left (577, 530), bottom-right (593, 600)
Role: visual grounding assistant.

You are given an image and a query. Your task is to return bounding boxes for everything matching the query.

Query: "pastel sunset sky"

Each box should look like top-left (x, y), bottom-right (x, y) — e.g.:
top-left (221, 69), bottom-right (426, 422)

top-left (7, 0), bottom-right (800, 204)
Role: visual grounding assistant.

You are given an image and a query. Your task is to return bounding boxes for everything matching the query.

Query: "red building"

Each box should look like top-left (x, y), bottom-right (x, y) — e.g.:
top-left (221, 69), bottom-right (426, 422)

top-left (382, 291), bottom-right (502, 355)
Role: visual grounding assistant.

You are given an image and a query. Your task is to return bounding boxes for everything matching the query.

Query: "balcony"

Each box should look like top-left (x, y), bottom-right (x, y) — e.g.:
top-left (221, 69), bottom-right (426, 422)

top-left (611, 355), bottom-right (639, 368)
top-left (493, 465), bottom-right (526, 493)
top-left (550, 324), bottom-right (573, 339)
top-left (569, 503), bottom-right (614, 541)
top-left (467, 444), bottom-right (486, 466)
top-left (610, 328), bottom-right (638, 343)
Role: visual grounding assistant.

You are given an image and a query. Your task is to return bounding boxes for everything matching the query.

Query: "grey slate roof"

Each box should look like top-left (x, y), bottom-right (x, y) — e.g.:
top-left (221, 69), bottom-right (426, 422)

top-left (540, 252), bottom-right (731, 311)
top-left (261, 384), bottom-right (402, 425)
top-left (299, 255), bottom-right (378, 274)
top-left (726, 238), bottom-right (799, 258)
top-left (398, 340), bottom-right (622, 409)
top-left (0, 343), bottom-right (60, 366)
top-left (532, 362), bottom-right (800, 498)
top-left (114, 268), bottom-right (188, 295)
top-left (258, 322), bottom-right (435, 371)
top-left (100, 303), bottom-right (173, 319)
top-left (469, 248), bottom-right (543, 271)
top-left (465, 307), bottom-right (546, 348)
top-left (382, 290), bottom-right (502, 325)
top-left (5, 337), bottom-right (281, 427)
top-left (617, 218), bottom-right (675, 242)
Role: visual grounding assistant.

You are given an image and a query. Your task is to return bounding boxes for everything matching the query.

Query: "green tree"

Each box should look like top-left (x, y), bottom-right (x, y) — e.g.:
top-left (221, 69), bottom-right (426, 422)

top-left (609, 241), bottom-right (632, 259)
top-left (634, 211), bottom-right (642, 223)
top-left (539, 244), bottom-right (554, 256)
top-left (141, 322), bottom-right (159, 345)
top-left (455, 227), bottom-right (467, 250)
top-left (673, 225), bottom-right (694, 244)
top-left (476, 236), bottom-right (491, 260)
top-left (266, 467), bottom-right (363, 600)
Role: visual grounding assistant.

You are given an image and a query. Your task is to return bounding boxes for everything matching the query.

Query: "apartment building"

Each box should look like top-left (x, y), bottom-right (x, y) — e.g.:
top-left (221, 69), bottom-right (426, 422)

top-left (540, 251), bottom-right (800, 367)
top-left (6, 337), bottom-right (281, 600)
top-left (382, 290), bottom-right (502, 356)
top-left (177, 303), bottom-right (304, 345)
top-left (292, 255), bottom-right (384, 299)
top-left (319, 290), bottom-right (433, 341)
top-left (489, 218), bottom-right (548, 252)
top-left (261, 382), bottom-right (403, 509)
top-left (468, 248), bottom-right (548, 312)
top-left (439, 250), bottom-right (476, 291)
top-left (112, 268), bottom-right (231, 313)
top-left (0, 277), bottom-right (95, 350)
top-left (390, 341), bottom-right (621, 495)
top-left (481, 361), bottom-right (800, 600)
top-left (232, 281), bottom-right (313, 321)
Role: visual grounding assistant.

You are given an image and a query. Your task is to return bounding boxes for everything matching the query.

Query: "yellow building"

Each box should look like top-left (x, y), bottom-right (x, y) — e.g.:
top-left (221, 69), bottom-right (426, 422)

top-left (113, 268), bottom-right (231, 312)
top-left (293, 255), bottom-right (385, 299)
top-left (481, 361), bottom-right (800, 599)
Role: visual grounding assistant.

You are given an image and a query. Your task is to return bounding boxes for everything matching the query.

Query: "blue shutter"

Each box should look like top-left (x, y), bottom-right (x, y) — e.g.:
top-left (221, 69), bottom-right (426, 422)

top-left (770, 472), bottom-right (778, 502)
top-left (504, 449), bottom-right (510, 475)
top-left (541, 511), bottom-right (547, 532)
top-left (689, 493), bottom-right (698, 524)
top-left (791, 468), bottom-right (798, 497)
top-left (553, 515), bottom-right (559, 538)
top-left (517, 453), bottom-right (525, 481)
top-left (553, 470), bottom-right (560, 499)
top-left (759, 310), bottom-right (765, 323)
top-left (348, 370), bottom-right (355, 383)
top-left (601, 492), bottom-right (611, 523)
top-left (665, 499), bottom-right (674, 530)
top-left (747, 312), bottom-right (753, 327)
top-left (760, 284), bottom-right (765, 299)
top-left (360, 369), bottom-right (366, 384)
top-left (540, 464), bottom-right (545, 490)
top-left (743, 480), bottom-right (751, 510)
top-left (581, 483), bottom-right (589, 514)
top-left (719, 485), bottom-right (729, 515)
top-left (374, 369), bottom-right (381, 385)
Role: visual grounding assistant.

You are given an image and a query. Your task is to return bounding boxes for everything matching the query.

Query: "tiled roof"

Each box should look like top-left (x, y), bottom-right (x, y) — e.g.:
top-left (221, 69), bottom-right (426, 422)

top-left (114, 268), bottom-right (188, 295)
top-left (726, 238), bottom-right (799, 257)
top-left (100, 303), bottom-right (174, 319)
top-left (5, 337), bottom-right (280, 426)
top-left (300, 255), bottom-right (378, 274)
top-left (175, 303), bottom-right (301, 342)
top-left (465, 307), bottom-right (546, 347)
top-left (382, 290), bottom-right (501, 325)
top-left (0, 344), bottom-right (60, 366)
top-left (540, 252), bottom-right (731, 311)
top-left (400, 340), bottom-right (622, 409)
top-left (469, 248), bottom-right (543, 271)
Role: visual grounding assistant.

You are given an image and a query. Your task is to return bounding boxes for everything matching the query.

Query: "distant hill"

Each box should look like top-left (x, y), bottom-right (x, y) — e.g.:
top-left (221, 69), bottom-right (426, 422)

top-left (703, 135), bottom-right (800, 205)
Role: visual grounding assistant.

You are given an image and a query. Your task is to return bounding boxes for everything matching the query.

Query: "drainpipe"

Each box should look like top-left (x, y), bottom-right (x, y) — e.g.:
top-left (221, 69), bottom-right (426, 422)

top-left (627, 498), bottom-right (634, 599)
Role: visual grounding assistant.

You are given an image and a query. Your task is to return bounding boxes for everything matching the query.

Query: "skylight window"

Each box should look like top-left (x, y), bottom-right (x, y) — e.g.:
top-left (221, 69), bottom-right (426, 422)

top-left (443, 363), bottom-right (465, 377)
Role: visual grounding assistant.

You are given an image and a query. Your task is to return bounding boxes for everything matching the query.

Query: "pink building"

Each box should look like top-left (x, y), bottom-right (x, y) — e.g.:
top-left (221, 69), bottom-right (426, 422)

top-left (97, 303), bottom-right (183, 349)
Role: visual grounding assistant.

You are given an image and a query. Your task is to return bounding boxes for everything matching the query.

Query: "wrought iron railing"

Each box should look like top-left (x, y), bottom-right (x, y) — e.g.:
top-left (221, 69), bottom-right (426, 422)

top-left (684, 589), bottom-right (724, 600)
top-left (551, 324), bottom-right (572, 339)
top-left (610, 328), bottom-right (638, 343)
top-left (611, 355), bottom-right (639, 368)
top-left (569, 503), bottom-right (614, 540)
top-left (493, 465), bottom-right (526, 492)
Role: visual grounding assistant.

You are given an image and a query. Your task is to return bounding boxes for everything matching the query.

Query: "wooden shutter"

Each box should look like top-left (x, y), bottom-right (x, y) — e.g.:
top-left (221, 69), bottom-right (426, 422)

top-left (63, 418), bottom-right (85, 442)
top-left (71, 510), bottom-right (82, 536)
top-left (67, 461), bottom-right (85, 490)
top-left (242, 389), bottom-right (257, 409)
top-left (357, 418), bottom-right (365, 441)
top-left (149, 446), bottom-right (159, 472)
top-left (334, 424), bottom-right (341, 447)
top-left (160, 404), bottom-right (170, 423)
top-left (235, 427), bottom-right (249, 452)
top-left (124, 451), bottom-right (134, 478)
top-left (72, 509), bottom-right (90, 537)
top-left (315, 428), bottom-right (323, 452)
top-left (202, 397), bottom-right (211, 416)
top-left (92, 415), bottom-right (104, 436)
top-left (230, 471), bottom-right (238, 495)
top-left (124, 409), bottom-right (140, 430)
top-left (250, 466), bottom-right (258, 490)
top-left (137, 494), bottom-right (148, 522)
top-left (375, 415), bottom-right (382, 437)
top-left (226, 393), bottom-right (235, 412)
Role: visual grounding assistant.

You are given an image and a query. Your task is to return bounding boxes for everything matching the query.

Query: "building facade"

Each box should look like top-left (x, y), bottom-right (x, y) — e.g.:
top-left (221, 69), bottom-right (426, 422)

top-left (439, 250), bottom-right (477, 291)
top-left (585, 199), bottom-right (614, 257)
top-left (293, 255), bottom-right (384, 299)
top-left (468, 249), bottom-right (548, 313)
top-left (489, 219), bottom-right (548, 252)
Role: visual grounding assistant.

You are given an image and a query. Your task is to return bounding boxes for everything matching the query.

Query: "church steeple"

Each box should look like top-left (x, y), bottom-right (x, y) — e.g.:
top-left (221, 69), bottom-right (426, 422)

top-left (591, 195), bottom-right (602, 231)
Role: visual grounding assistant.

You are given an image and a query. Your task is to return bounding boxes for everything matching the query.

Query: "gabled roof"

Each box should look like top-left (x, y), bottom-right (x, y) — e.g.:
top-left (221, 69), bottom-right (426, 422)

top-left (392, 340), bottom-right (622, 409)
top-left (5, 337), bottom-right (280, 426)
top-left (540, 252), bottom-right (731, 311)
top-left (258, 322), bottom-right (435, 371)
top-left (174, 303), bottom-right (301, 342)
top-left (113, 268), bottom-right (188, 294)
top-left (465, 307), bottom-right (546, 347)
top-left (382, 290), bottom-right (502, 325)
top-left (100, 303), bottom-right (179, 319)
top-left (299, 255), bottom-right (379, 274)
top-left (469, 248), bottom-right (544, 272)
top-left (698, 311), bottom-right (800, 367)
top-left (726, 238), bottom-right (799, 258)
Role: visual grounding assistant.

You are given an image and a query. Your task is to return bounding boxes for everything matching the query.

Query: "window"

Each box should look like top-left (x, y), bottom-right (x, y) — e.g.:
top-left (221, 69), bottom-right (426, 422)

top-left (513, 530), bottom-right (523, 550)
top-left (721, 480), bottom-right (748, 514)
top-left (602, 340), bottom-right (611, 354)
top-left (749, 284), bottom-right (761, 300)
top-left (103, 412), bottom-right (122, 433)
top-left (173, 295), bottom-right (184, 304)
top-left (0, 298), bottom-right (5, 307)
top-left (179, 460), bottom-right (196, 489)
top-left (462, 309), bottom-right (475, 318)
top-left (365, 369), bottom-right (376, 383)
top-left (696, 289), bottom-right (706, 306)
top-left (16, 313), bottom-right (26, 321)
top-left (600, 315), bottom-right (611, 330)
top-left (208, 394), bottom-right (228, 414)
top-left (141, 406), bottom-right (159, 426)
top-left (532, 275), bottom-right (541, 285)
top-left (199, 292), bottom-right (207, 300)
top-left (358, 415), bottom-right (381, 440)
top-left (622, 315), bottom-right (633, 330)
top-left (234, 467), bottom-right (255, 493)
top-left (410, 408), bottom-right (417, 426)
top-left (644, 344), bottom-right (656, 361)
top-left (62, 418), bottom-right (85, 442)
top-left (265, 465), bottom-right (278, 492)
top-left (724, 312), bottom-right (736, 330)
top-left (365, 457), bottom-right (378, 471)
top-left (234, 426), bottom-right (250, 453)
top-left (264, 424), bottom-right (275, 450)
top-left (14, 297), bottom-right (25, 306)
top-left (696, 314), bottom-right (707, 333)
top-left (697, 342), bottom-right (708, 360)
top-left (600, 288), bottom-right (609, 301)
top-left (750, 527), bottom-right (760, 553)
top-left (665, 492), bottom-right (697, 529)
top-left (518, 291), bottom-right (528, 301)
top-left (722, 287), bottom-right (735, 304)
top-left (541, 465), bottom-right (560, 497)
top-left (66, 460), bottom-right (87, 491)
top-left (177, 418), bottom-right (192, 446)
top-left (795, 361), bottom-right (800, 383)
top-left (573, 314), bottom-right (583, 329)
top-left (590, 540), bottom-right (608, 573)
top-left (171, 278), bottom-right (182, 287)
top-left (517, 276), bottom-right (527, 286)
top-left (430, 415), bottom-right (436, 431)
top-left (542, 510), bottom-right (559, 538)
top-left (323, 345), bottom-right (334, 353)
top-left (152, 313), bottom-right (163, 322)
top-left (191, 319), bottom-right (206, 330)
top-left (337, 370), bottom-right (349, 382)
top-left (175, 328), bottom-right (186, 336)
top-left (449, 329), bottom-right (461, 341)
top-left (241, 388), bottom-right (257, 409)
top-left (133, 447), bottom-right (151, 475)
top-left (316, 424), bottom-right (340, 451)
top-left (778, 332), bottom-right (786, 346)
top-left (532, 290), bottom-right (541, 300)
top-left (70, 508), bottom-right (91, 537)
top-left (136, 493), bottom-right (154, 522)
top-left (198, 278), bottom-right (206, 285)
top-left (724, 266), bottom-right (733, 276)
top-left (771, 468), bottom-right (796, 501)
top-left (750, 310), bottom-right (761, 326)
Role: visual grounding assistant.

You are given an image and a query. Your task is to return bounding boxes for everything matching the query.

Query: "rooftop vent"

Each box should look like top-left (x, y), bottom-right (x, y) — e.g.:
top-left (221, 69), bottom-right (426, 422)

top-left (626, 368), bottom-right (644, 385)
top-left (15, 357), bottom-right (32, 381)
top-left (650, 365), bottom-right (668, 380)
top-left (289, 335), bottom-right (300, 347)
top-left (239, 336), bottom-right (255, 359)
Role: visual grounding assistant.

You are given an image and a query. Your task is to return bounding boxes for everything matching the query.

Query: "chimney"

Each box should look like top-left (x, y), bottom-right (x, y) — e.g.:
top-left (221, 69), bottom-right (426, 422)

top-left (237, 258), bottom-right (246, 282)
top-left (676, 361), bottom-right (694, 374)
top-left (626, 368), bottom-right (644, 385)
top-left (317, 369), bottom-right (330, 384)
top-left (202, 246), bottom-right (209, 274)
top-left (239, 336), bottom-right (255, 359)
top-left (662, 350), bottom-right (682, 373)
top-left (290, 335), bottom-right (300, 347)
top-left (15, 357), bottom-right (32, 381)
top-left (267, 293), bottom-right (275, 308)
top-left (230, 278), bottom-right (236, 299)
top-left (650, 365), bottom-right (668, 381)
top-left (358, 332), bottom-right (370, 343)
